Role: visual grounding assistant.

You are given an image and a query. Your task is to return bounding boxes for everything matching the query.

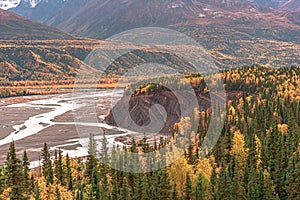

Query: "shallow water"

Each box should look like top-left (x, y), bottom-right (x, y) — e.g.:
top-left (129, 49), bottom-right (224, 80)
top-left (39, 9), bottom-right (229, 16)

top-left (0, 89), bottom-right (144, 167)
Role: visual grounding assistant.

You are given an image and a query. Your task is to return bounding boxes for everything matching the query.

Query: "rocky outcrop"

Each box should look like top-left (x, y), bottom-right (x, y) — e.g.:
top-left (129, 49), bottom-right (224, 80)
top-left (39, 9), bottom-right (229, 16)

top-left (105, 89), bottom-right (241, 134)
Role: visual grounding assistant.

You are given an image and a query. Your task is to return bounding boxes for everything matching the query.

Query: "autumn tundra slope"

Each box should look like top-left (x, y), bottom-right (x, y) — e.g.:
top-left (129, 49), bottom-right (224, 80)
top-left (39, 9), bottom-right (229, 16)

top-left (0, 8), bottom-right (73, 40)
top-left (0, 40), bottom-right (105, 82)
top-left (9, 0), bottom-right (300, 68)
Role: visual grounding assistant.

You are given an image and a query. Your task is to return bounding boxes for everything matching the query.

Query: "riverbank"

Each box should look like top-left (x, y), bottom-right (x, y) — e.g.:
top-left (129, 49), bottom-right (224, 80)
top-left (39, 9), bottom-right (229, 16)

top-left (0, 89), bottom-right (147, 166)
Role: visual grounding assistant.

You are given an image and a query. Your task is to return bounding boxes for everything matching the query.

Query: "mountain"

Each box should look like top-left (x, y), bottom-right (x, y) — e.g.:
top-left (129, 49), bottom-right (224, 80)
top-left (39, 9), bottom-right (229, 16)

top-left (242, 0), bottom-right (285, 9)
top-left (0, 0), bottom-right (20, 10)
top-left (241, 0), bottom-right (300, 10)
top-left (9, 0), bottom-right (300, 42)
top-left (8, 0), bottom-right (300, 68)
top-left (50, 0), bottom-right (299, 40)
top-left (280, 0), bottom-right (300, 11)
top-left (0, 0), bottom-right (45, 10)
top-left (0, 8), bottom-right (73, 40)
top-left (10, 0), bottom-right (69, 23)
top-left (47, 0), bottom-right (300, 67)
top-left (10, 0), bottom-right (299, 42)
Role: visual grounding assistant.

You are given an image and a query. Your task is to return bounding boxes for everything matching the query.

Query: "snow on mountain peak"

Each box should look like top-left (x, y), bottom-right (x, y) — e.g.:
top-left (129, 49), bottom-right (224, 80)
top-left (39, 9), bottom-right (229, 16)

top-left (26, 0), bottom-right (41, 8)
top-left (0, 0), bottom-right (49, 10)
top-left (0, 0), bottom-right (21, 10)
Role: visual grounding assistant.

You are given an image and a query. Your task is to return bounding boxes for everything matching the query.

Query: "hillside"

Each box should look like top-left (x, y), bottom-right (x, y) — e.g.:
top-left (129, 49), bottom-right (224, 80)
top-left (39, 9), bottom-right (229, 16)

top-left (38, 0), bottom-right (300, 41)
top-left (280, 0), bottom-right (300, 11)
top-left (0, 8), bottom-right (73, 40)
top-left (0, 39), bottom-right (102, 81)
top-left (9, 0), bottom-right (300, 68)
top-left (0, 40), bottom-right (211, 82)
top-left (9, 0), bottom-right (68, 23)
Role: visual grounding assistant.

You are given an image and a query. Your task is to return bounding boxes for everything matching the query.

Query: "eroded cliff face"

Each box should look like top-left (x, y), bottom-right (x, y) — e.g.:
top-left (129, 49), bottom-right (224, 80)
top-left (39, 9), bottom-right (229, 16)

top-left (105, 89), bottom-right (240, 135)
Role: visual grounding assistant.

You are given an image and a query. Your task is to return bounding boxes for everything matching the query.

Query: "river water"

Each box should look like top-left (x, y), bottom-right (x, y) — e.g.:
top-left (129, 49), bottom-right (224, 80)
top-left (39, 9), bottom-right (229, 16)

top-left (0, 89), bottom-right (143, 168)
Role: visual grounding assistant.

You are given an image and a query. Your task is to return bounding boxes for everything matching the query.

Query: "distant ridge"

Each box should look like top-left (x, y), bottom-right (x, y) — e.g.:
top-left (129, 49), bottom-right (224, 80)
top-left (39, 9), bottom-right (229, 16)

top-left (0, 8), bottom-right (73, 40)
top-left (6, 0), bottom-right (300, 67)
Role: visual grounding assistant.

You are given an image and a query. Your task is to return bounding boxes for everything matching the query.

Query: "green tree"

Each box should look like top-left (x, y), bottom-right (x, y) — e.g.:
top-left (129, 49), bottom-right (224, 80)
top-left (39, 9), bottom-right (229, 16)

top-left (65, 153), bottom-right (73, 191)
top-left (286, 152), bottom-right (300, 200)
top-left (33, 181), bottom-right (41, 200)
top-left (184, 172), bottom-right (192, 200)
top-left (172, 183), bottom-right (179, 200)
top-left (54, 149), bottom-right (64, 186)
top-left (22, 151), bottom-right (31, 197)
top-left (85, 134), bottom-right (98, 181)
top-left (55, 186), bottom-right (61, 200)
top-left (194, 172), bottom-right (207, 200)
top-left (41, 143), bottom-right (54, 186)
top-left (5, 141), bottom-right (25, 200)
top-left (91, 164), bottom-right (101, 200)
top-left (211, 166), bottom-right (218, 200)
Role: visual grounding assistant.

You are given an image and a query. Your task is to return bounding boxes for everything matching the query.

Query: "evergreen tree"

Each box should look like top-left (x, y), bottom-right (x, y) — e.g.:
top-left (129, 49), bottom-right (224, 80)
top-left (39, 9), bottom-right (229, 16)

top-left (22, 151), bottom-right (31, 197)
top-left (172, 183), bottom-right (179, 200)
top-left (33, 181), bottom-right (42, 200)
top-left (156, 168), bottom-right (171, 199)
top-left (286, 152), bottom-right (300, 200)
top-left (227, 156), bottom-right (244, 199)
top-left (0, 166), bottom-right (5, 195)
top-left (75, 185), bottom-right (84, 200)
top-left (121, 177), bottom-right (131, 200)
top-left (54, 149), bottom-right (64, 186)
top-left (133, 174), bottom-right (149, 200)
top-left (41, 143), bottom-right (54, 186)
top-left (184, 172), bottom-right (192, 200)
top-left (194, 172), bottom-right (207, 200)
top-left (85, 134), bottom-right (98, 181)
top-left (246, 169), bottom-right (259, 200)
top-left (211, 167), bottom-right (218, 200)
top-left (5, 141), bottom-right (25, 200)
top-left (55, 186), bottom-right (61, 200)
top-left (65, 153), bottom-right (73, 191)
top-left (91, 164), bottom-right (101, 200)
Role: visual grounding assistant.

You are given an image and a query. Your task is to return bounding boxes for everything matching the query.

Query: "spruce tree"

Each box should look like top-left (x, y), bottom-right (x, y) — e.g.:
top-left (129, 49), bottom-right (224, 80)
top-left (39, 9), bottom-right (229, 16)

top-left (22, 151), bottom-right (31, 197)
top-left (194, 172), bottom-right (207, 200)
top-left (54, 149), bottom-right (64, 185)
top-left (55, 186), bottom-right (61, 200)
top-left (75, 184), bottom-right (84, 200)
top-left (121, 177), bottom-right (131, 200)
top-left (91, 164), bottom-right (101, 200)
top-left (184, 172), bottom-right (192, 200)
top-left (66, 153), bottom-right (73, 191)
top-left (41, 143), bottom-right (54, 186)
top-left (246, 169), bottom-right (259, 200)
top-left (286, 152), bottom-right (300, 200)
top-left (210, 167), bottom-right (218, 200)
top-left (0, 166), bottom-right (5, 195)
top-left (33, 181), bottom-right (42, 200)
top-left (85, 134), bottom-right (98, 181)
top-left (133, 174), bottom-right (149, 200)
top-left (227, 156), bottom-right (244, 199)
top-left (171, 183), bottom-right (179, 200)
top-left (5, 141), bottom-right (25, 200)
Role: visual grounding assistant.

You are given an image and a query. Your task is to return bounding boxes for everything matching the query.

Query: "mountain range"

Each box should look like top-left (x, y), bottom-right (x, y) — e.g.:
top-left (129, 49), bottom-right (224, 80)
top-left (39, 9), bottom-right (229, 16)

top-left (242, 0), bottom-right (297, 10)
top-left (0, 0), bottom-right (299, 79)
top-left (6, 0), bottom-right (299, 42)
top-left (2, 0), bottom-right (299, 11)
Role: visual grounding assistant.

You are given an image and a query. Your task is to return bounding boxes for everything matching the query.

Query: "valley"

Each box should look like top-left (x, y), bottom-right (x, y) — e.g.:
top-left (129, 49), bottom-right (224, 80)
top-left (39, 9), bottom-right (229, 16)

top-left (0, 89), bottom-right (145, 167)
top-left (0, 0), bottom-right (299, 199)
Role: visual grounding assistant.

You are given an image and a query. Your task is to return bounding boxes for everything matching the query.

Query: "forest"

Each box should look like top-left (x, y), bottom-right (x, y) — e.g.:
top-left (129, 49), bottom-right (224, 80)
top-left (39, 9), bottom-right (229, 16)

top-left (0, 66), bottom-right (299, 200)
